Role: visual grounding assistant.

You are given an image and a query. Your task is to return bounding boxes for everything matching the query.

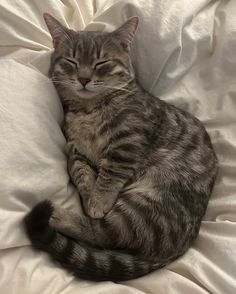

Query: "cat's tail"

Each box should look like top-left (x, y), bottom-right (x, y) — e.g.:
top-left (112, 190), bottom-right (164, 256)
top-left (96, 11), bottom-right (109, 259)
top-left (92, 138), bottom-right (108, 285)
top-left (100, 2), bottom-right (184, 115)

top-left (24, 200), bottom-right (166, 281)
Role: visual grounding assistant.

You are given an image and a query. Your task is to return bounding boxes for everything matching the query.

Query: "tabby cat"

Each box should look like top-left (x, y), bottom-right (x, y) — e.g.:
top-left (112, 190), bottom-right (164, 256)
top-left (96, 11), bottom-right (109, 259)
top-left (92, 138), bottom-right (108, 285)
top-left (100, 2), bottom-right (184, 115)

top-left (24, 13), bottom-right (218, 281)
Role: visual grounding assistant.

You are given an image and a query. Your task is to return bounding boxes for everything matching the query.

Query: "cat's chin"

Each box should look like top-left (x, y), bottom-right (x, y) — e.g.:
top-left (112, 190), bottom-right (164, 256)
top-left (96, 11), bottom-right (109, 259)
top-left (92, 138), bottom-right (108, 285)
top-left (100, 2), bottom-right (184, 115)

top-left (77, 89), bottom-right (98, 99)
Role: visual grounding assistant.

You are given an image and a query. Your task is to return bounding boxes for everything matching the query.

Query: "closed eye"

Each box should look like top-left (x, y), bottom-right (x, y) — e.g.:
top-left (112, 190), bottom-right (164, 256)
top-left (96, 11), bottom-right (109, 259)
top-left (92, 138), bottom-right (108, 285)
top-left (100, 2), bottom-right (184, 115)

top-left (64, 58), bottom-right (78, 68)
top-left (94, 60), bottom-right (111, 69)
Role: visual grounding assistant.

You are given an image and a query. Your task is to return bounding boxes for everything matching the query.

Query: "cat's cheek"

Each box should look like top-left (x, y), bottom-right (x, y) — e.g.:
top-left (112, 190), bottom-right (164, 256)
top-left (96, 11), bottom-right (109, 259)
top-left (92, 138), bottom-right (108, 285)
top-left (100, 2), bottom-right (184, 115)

top-left (54, 63), bottom-right (65, 75)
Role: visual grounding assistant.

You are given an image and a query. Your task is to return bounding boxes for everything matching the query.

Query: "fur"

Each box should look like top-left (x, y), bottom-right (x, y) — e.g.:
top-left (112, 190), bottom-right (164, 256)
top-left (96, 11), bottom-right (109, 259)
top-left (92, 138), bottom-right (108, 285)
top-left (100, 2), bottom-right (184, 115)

top-left (24, 14), bottom-right (218, 281)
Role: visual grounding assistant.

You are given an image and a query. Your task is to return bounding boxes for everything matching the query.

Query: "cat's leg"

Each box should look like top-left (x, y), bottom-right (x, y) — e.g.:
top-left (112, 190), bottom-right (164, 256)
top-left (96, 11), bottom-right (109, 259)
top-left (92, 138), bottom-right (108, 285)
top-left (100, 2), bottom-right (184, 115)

top-left (49, 201), bottom-right (131, 249)
top-left (49, 187), bottom-right (160, 255)
top-left (69, 155), bottom-right (125, 219)
top-left (67, 146), bottom-right (125, 219)
top-left (86, 154), bottom-right (139, 219)
top-left (68, 136), bottom-right (143, 219)
top-left (49, 203), bottom-right (99, 245)
top-left (68, 150), bottom-right (97, 213)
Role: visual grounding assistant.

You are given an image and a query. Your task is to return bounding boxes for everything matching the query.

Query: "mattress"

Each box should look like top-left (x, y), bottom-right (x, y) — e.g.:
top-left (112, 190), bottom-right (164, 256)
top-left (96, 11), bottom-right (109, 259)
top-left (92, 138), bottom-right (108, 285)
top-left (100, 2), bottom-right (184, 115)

top-left (0, 0), bottom-right (236, 293)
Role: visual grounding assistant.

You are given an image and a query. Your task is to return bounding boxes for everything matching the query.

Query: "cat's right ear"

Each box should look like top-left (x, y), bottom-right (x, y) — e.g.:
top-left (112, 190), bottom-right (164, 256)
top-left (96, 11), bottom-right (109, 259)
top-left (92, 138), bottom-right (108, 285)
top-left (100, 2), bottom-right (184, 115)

top-left (113, 17), bottom-right (139, 52)
top-left (43, 13), bottom-right (69, 48)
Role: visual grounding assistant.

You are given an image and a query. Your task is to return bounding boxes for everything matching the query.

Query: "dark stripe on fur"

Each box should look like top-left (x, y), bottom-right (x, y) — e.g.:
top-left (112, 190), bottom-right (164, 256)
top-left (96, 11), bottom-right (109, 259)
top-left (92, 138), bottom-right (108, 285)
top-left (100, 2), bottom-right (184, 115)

top-left (101, 167), bottom-right (129, 180)
top-left (24, 200), bottom-right (165, 281)
top-left (73, 152), bottom-right (99, 174)
top-left (108, 151), bottom-right (137, 165)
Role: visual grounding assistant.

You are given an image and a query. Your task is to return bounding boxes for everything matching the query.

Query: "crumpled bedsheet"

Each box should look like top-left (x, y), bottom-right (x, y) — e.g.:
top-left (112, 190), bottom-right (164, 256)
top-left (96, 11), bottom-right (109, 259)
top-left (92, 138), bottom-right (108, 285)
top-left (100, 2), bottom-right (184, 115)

top-left (0, 0), bottom-right (236, 293)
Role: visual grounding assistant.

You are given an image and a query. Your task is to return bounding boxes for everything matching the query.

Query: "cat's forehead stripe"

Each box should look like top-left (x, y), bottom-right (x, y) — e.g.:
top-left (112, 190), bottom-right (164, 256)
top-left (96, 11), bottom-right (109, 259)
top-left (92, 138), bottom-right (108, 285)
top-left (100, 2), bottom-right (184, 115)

top-left (73, 40), bottom-right (78, 58)
top-left (72, 35), bottom-right (100, 63)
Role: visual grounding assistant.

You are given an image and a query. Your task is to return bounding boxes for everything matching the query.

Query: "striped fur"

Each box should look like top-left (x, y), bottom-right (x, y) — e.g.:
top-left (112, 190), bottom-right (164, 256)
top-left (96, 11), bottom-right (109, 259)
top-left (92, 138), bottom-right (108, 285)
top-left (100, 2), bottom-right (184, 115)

top-left (24, 14), bottom-right (218, 281)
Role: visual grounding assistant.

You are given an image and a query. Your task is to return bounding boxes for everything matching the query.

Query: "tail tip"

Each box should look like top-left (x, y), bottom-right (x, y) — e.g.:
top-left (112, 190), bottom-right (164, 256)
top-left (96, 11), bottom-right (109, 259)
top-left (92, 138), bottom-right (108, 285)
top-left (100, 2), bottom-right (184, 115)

top-left (24, 200), bottom-right (54, 241)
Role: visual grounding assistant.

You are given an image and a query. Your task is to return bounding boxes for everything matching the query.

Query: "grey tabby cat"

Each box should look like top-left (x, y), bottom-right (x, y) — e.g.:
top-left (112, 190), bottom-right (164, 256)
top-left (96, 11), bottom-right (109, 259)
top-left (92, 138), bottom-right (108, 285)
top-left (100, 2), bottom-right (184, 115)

top-left (24, 13), bottom-right (218, 281)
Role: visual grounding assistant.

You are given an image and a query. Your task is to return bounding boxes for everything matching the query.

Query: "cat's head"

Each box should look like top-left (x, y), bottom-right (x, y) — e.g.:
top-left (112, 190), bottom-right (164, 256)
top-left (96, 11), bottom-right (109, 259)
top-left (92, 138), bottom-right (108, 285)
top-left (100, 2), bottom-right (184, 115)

top-left (44, 13), bottom-right (139, 99)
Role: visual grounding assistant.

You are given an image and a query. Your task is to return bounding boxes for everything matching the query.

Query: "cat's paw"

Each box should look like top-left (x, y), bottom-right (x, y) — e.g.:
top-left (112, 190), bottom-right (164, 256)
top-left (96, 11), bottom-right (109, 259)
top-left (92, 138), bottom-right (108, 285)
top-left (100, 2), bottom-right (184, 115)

top-left (49, 205), bottom-right (71, 231)
top-left (85, 196), bottom-right (114, 219)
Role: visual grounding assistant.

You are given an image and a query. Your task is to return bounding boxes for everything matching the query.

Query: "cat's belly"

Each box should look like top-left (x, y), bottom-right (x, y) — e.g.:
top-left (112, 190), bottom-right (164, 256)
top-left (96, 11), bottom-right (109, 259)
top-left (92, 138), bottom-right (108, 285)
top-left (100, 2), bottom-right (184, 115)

top-left (65, 111), bottom-right (108, 165)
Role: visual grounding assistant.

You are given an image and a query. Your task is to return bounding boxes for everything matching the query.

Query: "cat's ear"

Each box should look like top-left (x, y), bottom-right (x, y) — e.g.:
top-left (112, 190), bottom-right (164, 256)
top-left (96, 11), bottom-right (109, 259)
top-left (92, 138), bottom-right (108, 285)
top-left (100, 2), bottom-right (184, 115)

top-left (113, 17), bottom-right (139, 51)
top-left (43, 13), bottom-right (70, 48)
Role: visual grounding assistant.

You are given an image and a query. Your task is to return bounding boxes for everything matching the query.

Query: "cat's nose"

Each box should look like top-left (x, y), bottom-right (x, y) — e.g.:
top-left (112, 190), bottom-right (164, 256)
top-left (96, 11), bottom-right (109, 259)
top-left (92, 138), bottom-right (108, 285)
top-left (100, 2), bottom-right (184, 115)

top-left (78, 77), bottom-right (91, 87)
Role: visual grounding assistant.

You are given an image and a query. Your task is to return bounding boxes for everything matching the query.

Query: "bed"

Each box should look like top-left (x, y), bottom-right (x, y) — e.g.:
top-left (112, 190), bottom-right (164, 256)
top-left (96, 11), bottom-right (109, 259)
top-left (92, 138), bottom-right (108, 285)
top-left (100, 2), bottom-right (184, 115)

top-left (0, 0), bottom-right (236, 293)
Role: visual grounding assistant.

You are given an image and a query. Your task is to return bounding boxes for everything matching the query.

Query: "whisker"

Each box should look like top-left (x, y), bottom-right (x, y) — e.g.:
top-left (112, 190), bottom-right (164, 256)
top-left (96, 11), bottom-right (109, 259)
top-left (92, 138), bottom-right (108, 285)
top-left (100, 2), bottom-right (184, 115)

top-left (52, 81), bottom-right (76, 84)
top-left (33, 80), bottom-right (77, 88)
top-left (51, 80), bottom-right (77, 85)
top-left (102, 85), bottom-right (135, 94)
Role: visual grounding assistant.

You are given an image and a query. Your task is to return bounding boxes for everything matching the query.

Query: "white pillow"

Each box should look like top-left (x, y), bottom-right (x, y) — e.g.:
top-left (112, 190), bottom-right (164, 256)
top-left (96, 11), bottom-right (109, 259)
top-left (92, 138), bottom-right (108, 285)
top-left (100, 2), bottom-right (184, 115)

top-left (0, 59), bottom-right (80, 250)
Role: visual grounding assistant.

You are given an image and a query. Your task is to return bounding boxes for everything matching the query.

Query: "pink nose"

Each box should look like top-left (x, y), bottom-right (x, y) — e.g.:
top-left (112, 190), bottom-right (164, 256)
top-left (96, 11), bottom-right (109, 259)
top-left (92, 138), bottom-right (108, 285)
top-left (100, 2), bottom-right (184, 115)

top-left (78, 77), bottom-right (91, 87)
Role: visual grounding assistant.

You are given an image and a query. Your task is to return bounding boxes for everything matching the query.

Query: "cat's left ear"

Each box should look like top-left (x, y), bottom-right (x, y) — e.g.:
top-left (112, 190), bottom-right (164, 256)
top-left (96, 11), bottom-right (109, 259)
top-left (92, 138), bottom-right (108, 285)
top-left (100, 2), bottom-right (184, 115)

top-left (43, 13), bottom-right (70, 48)
top-left (113, 16), bottom-right (139, 52)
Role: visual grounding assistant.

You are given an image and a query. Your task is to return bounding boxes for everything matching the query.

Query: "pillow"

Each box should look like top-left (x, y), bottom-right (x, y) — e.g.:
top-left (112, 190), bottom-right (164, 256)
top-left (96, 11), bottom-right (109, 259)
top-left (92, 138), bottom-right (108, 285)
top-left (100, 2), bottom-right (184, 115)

top-left (0, 59), bottom-right (81, 250)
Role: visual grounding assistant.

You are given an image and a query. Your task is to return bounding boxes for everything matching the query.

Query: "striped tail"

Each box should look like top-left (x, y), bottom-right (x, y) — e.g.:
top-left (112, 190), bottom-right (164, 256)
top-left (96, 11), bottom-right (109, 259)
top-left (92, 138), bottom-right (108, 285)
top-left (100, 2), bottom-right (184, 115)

top-left (24, 200), bottom-right (164, 281)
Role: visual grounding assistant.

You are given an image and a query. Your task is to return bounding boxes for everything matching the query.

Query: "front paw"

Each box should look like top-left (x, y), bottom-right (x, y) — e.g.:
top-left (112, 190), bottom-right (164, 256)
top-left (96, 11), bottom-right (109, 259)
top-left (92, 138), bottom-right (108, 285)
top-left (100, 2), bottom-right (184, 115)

top-left (85, 196), bottom-right (115, 219)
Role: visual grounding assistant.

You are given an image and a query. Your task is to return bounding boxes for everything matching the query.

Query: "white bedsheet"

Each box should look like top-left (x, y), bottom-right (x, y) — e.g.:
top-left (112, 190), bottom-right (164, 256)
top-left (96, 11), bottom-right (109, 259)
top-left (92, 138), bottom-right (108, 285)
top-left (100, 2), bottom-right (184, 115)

top-left (0, 0), bottom-right (236, 293)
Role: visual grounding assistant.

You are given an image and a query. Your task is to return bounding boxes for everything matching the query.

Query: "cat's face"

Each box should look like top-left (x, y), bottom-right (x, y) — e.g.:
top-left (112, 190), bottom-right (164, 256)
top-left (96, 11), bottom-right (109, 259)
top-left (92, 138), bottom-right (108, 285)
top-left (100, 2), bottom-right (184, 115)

top-left (44, 14), bottom-right (138, 99)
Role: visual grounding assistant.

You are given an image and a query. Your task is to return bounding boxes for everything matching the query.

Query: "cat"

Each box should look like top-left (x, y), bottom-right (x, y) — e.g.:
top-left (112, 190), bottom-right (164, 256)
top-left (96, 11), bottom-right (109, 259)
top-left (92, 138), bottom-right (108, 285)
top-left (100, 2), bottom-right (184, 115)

top-left (24, 13), bottom-right (218, 281)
